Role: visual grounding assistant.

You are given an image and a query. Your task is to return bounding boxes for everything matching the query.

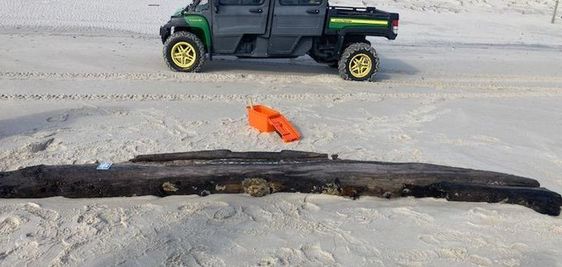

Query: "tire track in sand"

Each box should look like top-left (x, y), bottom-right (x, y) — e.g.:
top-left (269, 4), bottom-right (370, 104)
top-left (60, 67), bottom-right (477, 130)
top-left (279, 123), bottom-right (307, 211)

top-left (1, 91), bottom-right (562, 103)
top-left (1, 71), bottom-right (562, 89)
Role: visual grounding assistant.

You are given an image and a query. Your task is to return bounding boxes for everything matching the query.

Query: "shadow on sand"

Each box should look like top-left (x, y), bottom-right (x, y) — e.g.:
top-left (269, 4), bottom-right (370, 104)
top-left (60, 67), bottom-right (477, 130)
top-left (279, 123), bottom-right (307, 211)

top-left (202, 55), bottom-right (418, 80)
top-left (0, 106), bottom-right (112, 140)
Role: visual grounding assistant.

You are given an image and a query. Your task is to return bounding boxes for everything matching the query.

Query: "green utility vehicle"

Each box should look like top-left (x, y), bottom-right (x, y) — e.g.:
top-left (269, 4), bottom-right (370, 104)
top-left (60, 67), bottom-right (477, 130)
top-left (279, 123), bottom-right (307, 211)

top-left (160, 0), bottom-right (399, 81)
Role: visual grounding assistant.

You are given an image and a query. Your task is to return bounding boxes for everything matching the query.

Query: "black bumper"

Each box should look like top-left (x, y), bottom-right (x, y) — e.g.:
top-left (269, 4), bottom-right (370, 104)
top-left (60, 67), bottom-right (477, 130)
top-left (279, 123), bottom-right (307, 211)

top-left (160, 23), bottom-right (172, 44)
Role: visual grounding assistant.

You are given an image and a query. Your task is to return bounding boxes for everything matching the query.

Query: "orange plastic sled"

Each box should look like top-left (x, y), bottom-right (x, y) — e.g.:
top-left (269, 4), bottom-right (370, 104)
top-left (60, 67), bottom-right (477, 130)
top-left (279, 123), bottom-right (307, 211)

top-left (247, 104), bottom-right (301, 143)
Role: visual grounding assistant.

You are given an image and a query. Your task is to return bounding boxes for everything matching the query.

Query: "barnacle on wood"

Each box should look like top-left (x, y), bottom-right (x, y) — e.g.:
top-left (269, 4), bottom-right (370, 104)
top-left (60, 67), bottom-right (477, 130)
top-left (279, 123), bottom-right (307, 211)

top-left (242, 178), bottom-right (270, 197)
top-left (322, 183), bottom-right (342, 196)
top-left (162, 182), bottom-right (178, 192)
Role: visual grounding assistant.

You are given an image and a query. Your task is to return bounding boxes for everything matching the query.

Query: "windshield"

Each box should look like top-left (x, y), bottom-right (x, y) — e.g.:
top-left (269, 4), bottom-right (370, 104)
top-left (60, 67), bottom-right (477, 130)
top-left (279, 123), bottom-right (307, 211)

top-left (187, 0), bottom-right (209, 11)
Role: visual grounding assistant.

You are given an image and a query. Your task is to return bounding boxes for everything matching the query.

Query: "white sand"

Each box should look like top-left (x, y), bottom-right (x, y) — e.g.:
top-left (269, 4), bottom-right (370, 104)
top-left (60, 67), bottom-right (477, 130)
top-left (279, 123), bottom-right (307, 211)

top-left (1, 0), bottom-right (562, 266)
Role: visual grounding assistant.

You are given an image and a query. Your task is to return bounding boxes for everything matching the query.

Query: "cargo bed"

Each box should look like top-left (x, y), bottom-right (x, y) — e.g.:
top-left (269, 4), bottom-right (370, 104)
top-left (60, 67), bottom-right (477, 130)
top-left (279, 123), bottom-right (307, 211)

top-left (326, 6), bottom-right (399, 40)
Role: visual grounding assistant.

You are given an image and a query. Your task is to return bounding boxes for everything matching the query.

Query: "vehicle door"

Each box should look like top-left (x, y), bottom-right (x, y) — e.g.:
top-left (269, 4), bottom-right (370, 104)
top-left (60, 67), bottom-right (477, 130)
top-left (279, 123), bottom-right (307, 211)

top-left (268, 0), bottom-right (327, 55)
top-left (212, 0), bottom-right (271, 53)
top-left (270, 0), bottom-right (327, 36)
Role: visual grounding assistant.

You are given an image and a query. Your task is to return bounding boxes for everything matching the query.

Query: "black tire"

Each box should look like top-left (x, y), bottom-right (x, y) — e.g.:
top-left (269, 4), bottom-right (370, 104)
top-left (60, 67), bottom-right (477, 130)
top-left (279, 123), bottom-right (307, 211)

top-left (338, 43), bottom-right (379, 82)
top-left (163, 31), bottom-right (206, 72)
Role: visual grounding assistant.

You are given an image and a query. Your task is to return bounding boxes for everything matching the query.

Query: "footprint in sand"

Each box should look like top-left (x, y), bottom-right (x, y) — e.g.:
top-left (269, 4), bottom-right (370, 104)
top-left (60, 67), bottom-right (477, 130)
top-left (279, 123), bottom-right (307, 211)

top-left (395, 249), bottom-right (438, 265)
top-left (46, 113), bottom-right (69, 123)
top-left (391, 207), bottom-right (435, 224)
top-left (213, 206), bottom-right (237, 221)
top-left (257, 256), bottom-right (278, 266)
top-left (300, 244), bottom-right (336, 264)
top-left (188, 246), bottom-right (226, 267)
top-left (0, 216), bottom-right (21, 234)
top-left (27, 138), bottom-right (55, 153)
top-left (418, 234), bottom-right (440, 245)
top-left (272, 245), bottom-right (336, 266)
top-left (23, 202), bottom-right (59, 221)
top-left (421, 230), bottom-right (491, 249)
top-left (467, 207), bottom-right (503, 226)
top-left (468, 254), bottom-right (493, 266)
top-left (435, 247), bottom-right (468, 260)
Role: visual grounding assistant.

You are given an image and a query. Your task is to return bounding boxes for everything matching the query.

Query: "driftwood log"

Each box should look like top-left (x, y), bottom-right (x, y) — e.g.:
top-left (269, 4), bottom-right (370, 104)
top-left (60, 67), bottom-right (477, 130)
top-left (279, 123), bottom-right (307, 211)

top-left (0, 150), bottom-right (560, 216)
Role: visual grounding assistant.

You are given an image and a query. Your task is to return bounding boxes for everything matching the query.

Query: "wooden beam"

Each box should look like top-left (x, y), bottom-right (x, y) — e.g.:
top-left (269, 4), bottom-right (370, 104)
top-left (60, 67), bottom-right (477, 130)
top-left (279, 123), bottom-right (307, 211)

top-left (130, 150), bottom-right (330, 163)
top-left (0, 150), bottom-right (560, 215)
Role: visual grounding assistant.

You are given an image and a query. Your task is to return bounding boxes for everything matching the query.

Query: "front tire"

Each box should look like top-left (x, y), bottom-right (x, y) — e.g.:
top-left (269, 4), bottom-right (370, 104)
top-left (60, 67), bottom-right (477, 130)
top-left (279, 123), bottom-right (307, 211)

top-left (163, 32), bottom-right (206, 72)
top-left (338, 43), bottom-right (379, 82)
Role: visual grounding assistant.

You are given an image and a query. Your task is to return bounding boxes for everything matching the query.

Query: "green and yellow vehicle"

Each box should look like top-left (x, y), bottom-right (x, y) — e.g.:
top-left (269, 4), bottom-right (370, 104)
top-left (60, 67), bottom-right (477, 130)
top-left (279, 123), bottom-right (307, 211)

top-left (160, 0), bottom-right (399, 81)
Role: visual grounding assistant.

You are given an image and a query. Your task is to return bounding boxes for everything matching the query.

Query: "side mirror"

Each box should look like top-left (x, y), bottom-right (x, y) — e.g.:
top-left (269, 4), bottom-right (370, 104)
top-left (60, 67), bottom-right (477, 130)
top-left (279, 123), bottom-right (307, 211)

top-left (213, 0), bottom-right (220, 13)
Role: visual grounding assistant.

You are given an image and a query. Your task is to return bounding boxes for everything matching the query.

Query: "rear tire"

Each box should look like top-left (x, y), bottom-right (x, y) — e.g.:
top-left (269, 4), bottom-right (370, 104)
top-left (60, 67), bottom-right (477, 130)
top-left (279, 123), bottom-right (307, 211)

top-left (163, 31), bottom-right (206, 72)
top-left (338, 43), bottom-right (379, 82)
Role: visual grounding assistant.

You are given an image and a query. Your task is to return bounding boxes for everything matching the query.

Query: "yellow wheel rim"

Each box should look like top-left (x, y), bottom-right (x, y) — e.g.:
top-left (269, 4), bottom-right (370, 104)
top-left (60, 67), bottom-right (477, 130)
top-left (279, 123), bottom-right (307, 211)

top-left (349, 53), bottom-right (372, 78)
top-left (171, 42), bottom-right (197, 68)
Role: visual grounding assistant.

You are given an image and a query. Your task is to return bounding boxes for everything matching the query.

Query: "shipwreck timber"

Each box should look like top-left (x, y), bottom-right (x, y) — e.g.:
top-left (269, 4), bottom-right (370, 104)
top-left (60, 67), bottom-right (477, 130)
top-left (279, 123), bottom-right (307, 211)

top-left (0, 150), bottom-right (560, 216)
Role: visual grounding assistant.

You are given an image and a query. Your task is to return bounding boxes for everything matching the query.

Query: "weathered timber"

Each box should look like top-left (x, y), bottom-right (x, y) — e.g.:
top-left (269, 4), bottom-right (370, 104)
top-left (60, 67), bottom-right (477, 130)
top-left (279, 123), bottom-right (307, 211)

top-left (404, 182), bottom-right (561, 216)
top-left (0, 150), bottom-right (560, 216)
top-left (130, 149), bottom-right (329, 163)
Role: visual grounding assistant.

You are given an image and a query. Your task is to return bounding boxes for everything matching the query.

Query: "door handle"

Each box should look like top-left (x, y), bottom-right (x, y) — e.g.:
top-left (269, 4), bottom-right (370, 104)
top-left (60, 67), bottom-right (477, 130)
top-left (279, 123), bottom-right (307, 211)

top-left (249, 8), bottom-right (263, 13)
top-left (306, 9), bottom-right (320, 14)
